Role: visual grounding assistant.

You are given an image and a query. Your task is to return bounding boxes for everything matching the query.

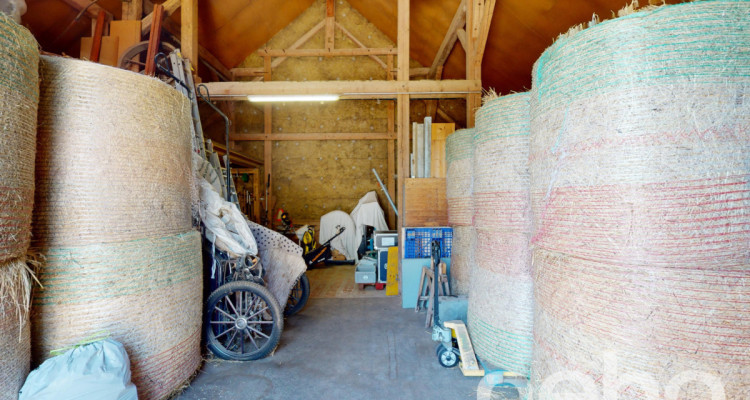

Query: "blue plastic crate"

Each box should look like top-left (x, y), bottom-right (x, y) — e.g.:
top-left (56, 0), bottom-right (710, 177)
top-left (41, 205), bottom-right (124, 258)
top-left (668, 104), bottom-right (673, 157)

top-left (404, 227), bottom-right (453, 259)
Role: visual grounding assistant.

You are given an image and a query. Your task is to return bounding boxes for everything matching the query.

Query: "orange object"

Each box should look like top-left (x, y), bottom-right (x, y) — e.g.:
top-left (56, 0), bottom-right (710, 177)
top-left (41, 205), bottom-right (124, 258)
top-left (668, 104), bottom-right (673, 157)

top-left (90, 10), bottom-right (106, 62)
top-left (144, 4), bottom-right (164, 76)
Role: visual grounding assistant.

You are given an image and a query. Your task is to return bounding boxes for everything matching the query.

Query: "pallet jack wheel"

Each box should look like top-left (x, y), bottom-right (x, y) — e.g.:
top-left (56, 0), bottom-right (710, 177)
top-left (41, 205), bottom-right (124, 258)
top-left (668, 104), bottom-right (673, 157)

top-left (375, 283), bottom-right (385, 290)
top-left (437, 346), bottom-right (460, 368)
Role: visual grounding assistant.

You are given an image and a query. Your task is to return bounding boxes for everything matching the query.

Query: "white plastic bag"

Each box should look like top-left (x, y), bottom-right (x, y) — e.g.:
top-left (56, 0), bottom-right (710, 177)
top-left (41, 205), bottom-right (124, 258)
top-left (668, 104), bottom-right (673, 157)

top-left (19, 339), bottom-right (138, 400)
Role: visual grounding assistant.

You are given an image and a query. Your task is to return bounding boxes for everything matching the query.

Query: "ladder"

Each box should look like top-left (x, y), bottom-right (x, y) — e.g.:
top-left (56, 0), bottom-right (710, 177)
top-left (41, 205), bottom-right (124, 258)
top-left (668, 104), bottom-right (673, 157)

top-left (167, 50), bottom-right (239, 207)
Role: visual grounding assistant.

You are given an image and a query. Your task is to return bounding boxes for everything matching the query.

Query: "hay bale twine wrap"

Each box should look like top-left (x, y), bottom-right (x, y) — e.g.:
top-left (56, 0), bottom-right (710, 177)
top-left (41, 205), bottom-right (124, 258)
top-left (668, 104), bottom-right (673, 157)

top-left (0, 14), bottom-right (38, 400)
top-left (0, 13), bottom-right (39, 264)
top-left (32, 56), bottom-right (202, 400)
top-left (529, 1), bottom-right (750, 398)
top-left (446, 128), bottom-right (475, 295)
top-left (468, 93), bottom-right (533, 376)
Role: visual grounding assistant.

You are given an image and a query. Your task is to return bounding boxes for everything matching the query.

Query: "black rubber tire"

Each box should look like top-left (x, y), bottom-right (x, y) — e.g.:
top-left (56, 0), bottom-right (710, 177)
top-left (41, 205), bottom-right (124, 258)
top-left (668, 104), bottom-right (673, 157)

top-left (437, 346), bottom-right (460, 368)
top-left (284, 273), bottom-right (310, 317)
top-left (205, 281), bottom-right (283, 361)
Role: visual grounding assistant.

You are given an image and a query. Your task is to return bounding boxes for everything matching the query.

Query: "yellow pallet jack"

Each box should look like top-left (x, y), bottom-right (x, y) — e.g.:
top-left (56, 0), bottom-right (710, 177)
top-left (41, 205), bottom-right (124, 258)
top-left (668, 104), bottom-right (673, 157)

top-left (428, 240), bottom-right (484, 376)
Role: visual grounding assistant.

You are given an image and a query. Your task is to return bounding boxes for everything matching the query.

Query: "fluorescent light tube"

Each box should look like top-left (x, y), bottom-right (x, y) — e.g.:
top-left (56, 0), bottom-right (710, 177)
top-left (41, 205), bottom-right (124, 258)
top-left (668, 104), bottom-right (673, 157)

top-left (247, 94), bottom-right (340, 102)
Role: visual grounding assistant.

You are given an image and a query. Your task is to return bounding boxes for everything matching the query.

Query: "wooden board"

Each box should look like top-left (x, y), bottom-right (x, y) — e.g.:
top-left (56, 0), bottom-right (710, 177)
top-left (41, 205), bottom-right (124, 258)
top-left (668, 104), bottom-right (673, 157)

top-left (444, 320), bottom-right (485, 377)
top-left (80, 36), bottom-right (119, 67)
top-left (404, 178), bottom-right (447, 227)
top-left (109, 20), bottom-right (142, 64)
top-left (386, 246), bottom-right (399, 296)
top-left (431, 123), bottom-right (455, 178)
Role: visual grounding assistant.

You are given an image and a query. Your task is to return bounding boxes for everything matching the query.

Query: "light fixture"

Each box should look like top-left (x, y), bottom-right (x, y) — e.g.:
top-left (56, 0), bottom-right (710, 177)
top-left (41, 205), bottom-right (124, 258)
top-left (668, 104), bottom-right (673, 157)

top-left (247, 94), bottom-right (340, 102)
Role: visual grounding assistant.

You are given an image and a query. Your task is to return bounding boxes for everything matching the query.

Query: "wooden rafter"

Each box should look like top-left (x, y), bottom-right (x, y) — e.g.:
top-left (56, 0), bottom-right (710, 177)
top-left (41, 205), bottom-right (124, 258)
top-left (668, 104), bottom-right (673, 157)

top-left (249, 20), bottom-right (326, 81)
top-left (473, 0), bottom-right (496, 69)
top-left (428, 0), bottom-right (466, 79)
top-left (141, 0), bottom-right (180, 35)
top-left (161, 19), bottom-right (232, 81)
top-left (335, 22), bottom-right (387, 70)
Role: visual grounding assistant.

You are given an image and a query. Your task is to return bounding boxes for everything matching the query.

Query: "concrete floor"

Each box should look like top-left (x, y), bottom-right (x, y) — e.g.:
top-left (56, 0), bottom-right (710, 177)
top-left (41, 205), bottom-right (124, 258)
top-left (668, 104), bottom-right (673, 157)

top-left (176, 296), bottom-right (484, 400)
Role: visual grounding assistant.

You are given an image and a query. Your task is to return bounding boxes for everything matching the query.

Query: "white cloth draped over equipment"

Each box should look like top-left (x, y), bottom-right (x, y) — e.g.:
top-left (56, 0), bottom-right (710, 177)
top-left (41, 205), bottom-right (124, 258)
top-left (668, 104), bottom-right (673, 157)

top-left (318, 210), bottom-right (358, 260)
top-left (350, 191), bottom-right (389, 248)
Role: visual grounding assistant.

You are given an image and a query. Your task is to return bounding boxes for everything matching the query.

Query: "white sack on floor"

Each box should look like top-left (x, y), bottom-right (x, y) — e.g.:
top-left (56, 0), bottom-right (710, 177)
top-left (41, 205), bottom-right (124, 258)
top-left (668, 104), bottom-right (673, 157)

top-left (318, 210), bottom-right (358, 260)
top-left (247, 221), bottom-right (307, 307)
top-left (350, 191), bottom-right (389, 249)
top-left (19, 339), bottom-right (137, 400)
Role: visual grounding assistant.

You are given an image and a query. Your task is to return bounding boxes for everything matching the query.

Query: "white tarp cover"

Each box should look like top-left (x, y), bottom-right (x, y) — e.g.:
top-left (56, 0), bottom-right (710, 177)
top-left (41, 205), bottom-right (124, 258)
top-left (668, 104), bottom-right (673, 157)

top-left (19, 339), bottom-right (137, 400)
top-left (318, 210), bottom-right (358, 260)
top-left (198, 178), bottom-right (258, 257)
top-left (350, 191), bottom-right (389, 249)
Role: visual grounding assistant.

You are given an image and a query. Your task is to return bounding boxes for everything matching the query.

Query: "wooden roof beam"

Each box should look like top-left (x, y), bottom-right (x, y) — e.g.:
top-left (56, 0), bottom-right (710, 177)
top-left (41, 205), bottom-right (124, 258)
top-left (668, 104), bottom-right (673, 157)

top-left (141, 0), bottom-right (180, 35)
top-left (202, 79), bottom-right (481, 100)
top-left (473, 0), bottom-right (496, 70)
top-left (257, 47), bottom-right (397, 57)
top-left (336, 22), bottom-right (387, 70)
top-left (428, 0), bottom-right (466, 79)
top-left (249, 20), bottom-right (326, 81)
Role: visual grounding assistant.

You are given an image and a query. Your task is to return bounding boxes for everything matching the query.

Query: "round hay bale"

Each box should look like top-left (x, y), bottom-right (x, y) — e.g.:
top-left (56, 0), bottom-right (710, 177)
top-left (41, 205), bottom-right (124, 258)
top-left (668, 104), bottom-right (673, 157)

top-left (0, 14), bottom-right (39, 264)
top-left (32, 56), bottom-right (201, 400)
top-left (33, 56), bottom-right (194, 248)
top-left (468, 93), bottom-right (533, 376)
top-left (529, 1), bottom-right (750, 398)
top-left (0, 262), bottom-right (32, 400)
top-left (446, 128), bottom-right (475, 227)
top-left (446, 128), bottom-right (475, 295)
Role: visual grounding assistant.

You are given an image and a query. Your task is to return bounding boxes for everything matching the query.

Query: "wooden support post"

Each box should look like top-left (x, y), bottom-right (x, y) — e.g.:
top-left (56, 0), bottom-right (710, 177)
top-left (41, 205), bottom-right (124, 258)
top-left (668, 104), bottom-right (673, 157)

top-left (141, 0), bottom-right (180, 35)
top-left (264, 55), bottom-right (273, 226)
top-left (226, 102), bottom-right (236, 150)
top-left (465, 0), bottom-right (478, 128)
top-left (181, 0), bottom-right (198, 74)
top-left (122, 0), bottom-right (143, 20)
top-left (90, 10), bottom-right (106, 63)
top-left (387, 103), bottom-right (396, 229)
top-left (397, 0), bottom-right (409, 293)
top-left (144, 4), bottom-right (163, 76)
top-left (325, 0), bottom-right (335, 51)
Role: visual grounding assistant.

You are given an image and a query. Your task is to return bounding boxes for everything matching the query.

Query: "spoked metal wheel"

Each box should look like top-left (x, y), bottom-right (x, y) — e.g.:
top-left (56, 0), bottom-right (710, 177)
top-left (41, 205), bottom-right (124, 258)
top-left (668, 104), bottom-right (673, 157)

top-left (284, 272), bottom-right (310, 317)
top-left (117, 40), bottom-right (177, 82)
top-left (206, 281), bottom-right (283, 361)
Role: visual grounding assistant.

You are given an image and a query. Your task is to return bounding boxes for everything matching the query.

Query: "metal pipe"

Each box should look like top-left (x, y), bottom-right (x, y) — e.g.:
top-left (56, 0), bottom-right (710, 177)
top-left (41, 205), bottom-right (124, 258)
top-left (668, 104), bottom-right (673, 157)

top-left (372, 168), bottom-right (398, 217)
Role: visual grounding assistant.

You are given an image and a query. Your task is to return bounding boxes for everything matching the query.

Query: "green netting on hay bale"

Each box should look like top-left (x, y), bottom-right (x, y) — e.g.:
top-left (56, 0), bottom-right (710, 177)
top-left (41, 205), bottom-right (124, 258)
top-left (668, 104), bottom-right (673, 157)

top-left (469, 93), bottom-right (533, 376)
top-left (32, 56), bottom-right (202, 400)
top-left (529, 1), bottom-right (750, 398)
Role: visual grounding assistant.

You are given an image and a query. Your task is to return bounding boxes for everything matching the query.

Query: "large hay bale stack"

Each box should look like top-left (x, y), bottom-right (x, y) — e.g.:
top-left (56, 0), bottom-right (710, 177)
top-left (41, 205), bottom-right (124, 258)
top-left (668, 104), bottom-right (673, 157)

top-left (32, 56), bottom-right (202, 400)
top-left (469, 93), bottom-right (533, 375)
top-left (529, 1), bottom-right (750, 398)
top-left (446, 128), bottom-right (475, 295)
top-left (0, 13), bottom-right (39, 400)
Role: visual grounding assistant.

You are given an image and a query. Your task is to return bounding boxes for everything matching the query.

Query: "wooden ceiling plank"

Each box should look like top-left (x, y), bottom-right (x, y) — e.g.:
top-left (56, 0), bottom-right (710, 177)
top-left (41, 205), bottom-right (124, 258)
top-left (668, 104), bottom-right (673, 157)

top-left (428, 0), bottom-right (466, 79)
top-left (141, 0), bottom-right (180, 36)
top-left (335, 22), bottom-right (387, 70)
